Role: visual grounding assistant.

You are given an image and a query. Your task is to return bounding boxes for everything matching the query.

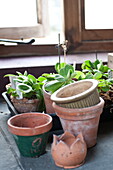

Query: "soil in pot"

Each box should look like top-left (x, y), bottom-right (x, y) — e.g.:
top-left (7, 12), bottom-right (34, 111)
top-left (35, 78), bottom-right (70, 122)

top-left (7, 113), bottom-right (52, 157)
top-left (51, 79), bottom-right (100, 108)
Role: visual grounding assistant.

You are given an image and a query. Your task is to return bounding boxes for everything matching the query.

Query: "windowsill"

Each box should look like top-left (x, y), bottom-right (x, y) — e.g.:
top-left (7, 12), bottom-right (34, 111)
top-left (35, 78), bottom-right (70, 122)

top-left (0, 53), bottom-right (108, 69)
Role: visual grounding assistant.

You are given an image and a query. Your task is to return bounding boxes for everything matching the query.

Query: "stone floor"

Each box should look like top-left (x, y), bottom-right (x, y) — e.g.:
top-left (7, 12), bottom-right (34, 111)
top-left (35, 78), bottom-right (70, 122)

top-left (0, 99), bottom-right (113, 170)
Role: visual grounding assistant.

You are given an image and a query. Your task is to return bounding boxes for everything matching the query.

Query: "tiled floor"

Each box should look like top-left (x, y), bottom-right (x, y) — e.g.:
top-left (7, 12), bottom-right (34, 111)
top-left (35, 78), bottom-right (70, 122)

top-left (0, 99), bottom-right (113, 170)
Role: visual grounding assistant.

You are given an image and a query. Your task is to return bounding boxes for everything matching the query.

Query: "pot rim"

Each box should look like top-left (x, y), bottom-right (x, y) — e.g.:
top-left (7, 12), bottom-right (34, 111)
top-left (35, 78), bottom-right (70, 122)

top-left (7, 112), bottom-right (52, 136)
top-left (51, 79), bottom-right (98, 103)
top-left (52, 97), bottom-right (104, 117)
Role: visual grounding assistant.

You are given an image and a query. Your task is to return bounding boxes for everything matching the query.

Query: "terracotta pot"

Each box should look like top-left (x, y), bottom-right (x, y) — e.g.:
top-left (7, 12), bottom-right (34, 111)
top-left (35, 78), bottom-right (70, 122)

top-left (11, 96), bottom-right (40, 113)
top-left (51, 131), bottom-right (87, 169)
top-left (42, 85), bottom-right (55, 113)
top-left (52, 97), bottom-right (104, 148)
top-left (7, 113), bottom-right (52, 157)
top-left (51, 79), bottom-right (100, 108)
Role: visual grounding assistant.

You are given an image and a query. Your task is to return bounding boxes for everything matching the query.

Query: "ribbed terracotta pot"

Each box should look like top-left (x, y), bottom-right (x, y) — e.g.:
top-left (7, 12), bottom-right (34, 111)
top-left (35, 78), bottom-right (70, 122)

top-left (7, 113), bottom-right (52, 157)
top-left (51, 131), bottom-right (87, 169)
top-left (11, 96), bottom-right (40, 113)
top-left (51, 79), bottom-right (100, 108)
top-left (52, 97), bottom-right (104, 148)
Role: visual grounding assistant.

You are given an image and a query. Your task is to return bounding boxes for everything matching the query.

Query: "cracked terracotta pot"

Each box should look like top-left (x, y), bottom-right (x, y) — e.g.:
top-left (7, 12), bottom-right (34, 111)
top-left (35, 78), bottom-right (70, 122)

top-left (51, 131), bottom-right (87, 169)
top-left (7, 112), bottom-right (52, 157)
top-left (52, 97), bottom-right (104, 148)
top-left (51, 79), bottom-right (100, 108)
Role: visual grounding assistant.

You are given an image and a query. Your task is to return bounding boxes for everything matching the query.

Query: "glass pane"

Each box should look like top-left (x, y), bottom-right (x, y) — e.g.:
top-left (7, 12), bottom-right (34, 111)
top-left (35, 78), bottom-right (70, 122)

top-left (0, 0), bottom-right (37, 27)
top-left (85, 0), bottom-right (113, 29)
top-left (36, 0), bottom-right (64, 44)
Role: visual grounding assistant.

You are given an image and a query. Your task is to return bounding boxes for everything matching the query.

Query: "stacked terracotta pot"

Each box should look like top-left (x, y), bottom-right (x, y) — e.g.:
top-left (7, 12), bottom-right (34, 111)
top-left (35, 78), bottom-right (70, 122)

top-left (51, 79), bottom-right (105, 168)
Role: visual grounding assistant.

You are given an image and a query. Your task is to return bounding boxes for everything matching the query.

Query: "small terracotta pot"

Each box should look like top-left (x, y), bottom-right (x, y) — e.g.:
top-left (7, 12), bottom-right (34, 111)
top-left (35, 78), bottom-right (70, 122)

top-left (52, 97), bottom-right (104, 148)
top-left (42, 85), bottom-right (55, 113)
top-left (7, 113), bottom-right (52, 157)
top-left (51, 79), bottom-right (100, 108)
top-left (11, 96), bottom-right (40, 113)
top-left (51, 131), bottom-right (87, 169)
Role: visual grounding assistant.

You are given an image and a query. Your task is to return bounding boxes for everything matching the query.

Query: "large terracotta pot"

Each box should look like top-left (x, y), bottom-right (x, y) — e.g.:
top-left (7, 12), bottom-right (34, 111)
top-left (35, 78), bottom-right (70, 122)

top-left (7, 113), bottom-right (52, 157)
top-left (51, 131), bottom-right (87, 169)
top-left (51, 79), bottom-right (100, 108)
top-left (52, 97), bottom-right (104, 148)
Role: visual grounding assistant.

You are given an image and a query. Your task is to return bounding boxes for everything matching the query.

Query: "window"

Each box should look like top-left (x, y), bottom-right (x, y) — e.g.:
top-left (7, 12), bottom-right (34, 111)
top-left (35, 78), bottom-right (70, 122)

top-left (64, 0), bottom-right (113, 53)
top-left (1, 0), bottom-right (113, 57)
top-left (0, 0), bottom-right (48, 39)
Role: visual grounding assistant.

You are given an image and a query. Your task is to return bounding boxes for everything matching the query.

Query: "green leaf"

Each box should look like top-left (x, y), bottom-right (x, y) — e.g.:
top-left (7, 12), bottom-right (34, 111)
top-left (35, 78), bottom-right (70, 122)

top-left (103, 65), bottom-right (110, 72)
top-left (55, 74), bottom-right (66, 82)
top-left (16, 71), bottom-right (23, 76)
top-left (93, 72), bottom-right (102, 80)
top-left (28, 74), bottom-right (37, 83)
top-left (17, 83), bottom-right (32, 93)
top-left (45, 80), bottom-right (63, 93)
top-left (74, 71), bottom-right (85, 79)
top-left (101, 86), bottom-right (110, 92)
top-left (37, 76), bottom-right (47, 82)
top-left (85, 73), bottom-right (93, 79)
top-left (97, 62), bottom-right (104, 72)
top-left (17, 75), bottom-right (27, 81)
top-left (55, 62), bottom-right (66, 73)
top-left (81, 60), bottom-right (94, 71)
top-left (60, 64), bottom-right (74, 78)
top-left (41, 73), bottom-right (56, 81)
top-left (7, 87), bottom-right (16, 94)
top-left (93, 59), bottom-right (100, 69)
top-left (4, 74), bottom-right (16, 77)
top-left (32, 83), bottom-right (40, 91)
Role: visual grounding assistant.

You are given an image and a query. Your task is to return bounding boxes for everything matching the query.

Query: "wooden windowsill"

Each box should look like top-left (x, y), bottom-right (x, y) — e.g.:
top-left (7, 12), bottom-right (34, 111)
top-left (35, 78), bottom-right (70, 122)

top-left (0, 53), bottom-right (108, 70)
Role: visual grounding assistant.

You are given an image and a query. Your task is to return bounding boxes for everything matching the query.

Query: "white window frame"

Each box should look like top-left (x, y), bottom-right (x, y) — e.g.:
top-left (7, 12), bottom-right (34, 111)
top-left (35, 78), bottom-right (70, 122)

top-left (0, 0), bottom-right (48, 39)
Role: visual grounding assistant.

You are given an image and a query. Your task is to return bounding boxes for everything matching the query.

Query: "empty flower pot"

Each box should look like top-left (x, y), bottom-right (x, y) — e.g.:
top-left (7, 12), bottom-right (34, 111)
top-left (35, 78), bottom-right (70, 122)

top-left (52, 97), bottom-right (104, 148)
top-left (51, 79), bottom-right (100, 108)
top-left (51, 131), bottom-right (87, 169)
top-left (7, 113), bottom-right (52, 157)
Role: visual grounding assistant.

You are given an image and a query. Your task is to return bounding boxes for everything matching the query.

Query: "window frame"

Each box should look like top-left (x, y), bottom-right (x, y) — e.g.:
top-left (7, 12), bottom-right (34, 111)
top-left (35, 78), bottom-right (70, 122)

top-left (64, 0), bottom-right (113, 53)
top-left (0, 0), bottom-right (48, 39)
top-left (1, 0), bottom-right (113, 58)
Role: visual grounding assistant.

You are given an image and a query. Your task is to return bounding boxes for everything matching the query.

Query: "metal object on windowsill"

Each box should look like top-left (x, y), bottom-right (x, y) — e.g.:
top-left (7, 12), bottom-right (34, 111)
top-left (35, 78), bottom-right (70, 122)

top-left (0, 38), bottom-right (35, 45)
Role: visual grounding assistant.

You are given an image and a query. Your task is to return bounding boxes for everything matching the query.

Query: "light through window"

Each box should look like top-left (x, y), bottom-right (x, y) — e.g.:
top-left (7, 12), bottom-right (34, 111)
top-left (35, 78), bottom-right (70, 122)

top-left (85, 0), bottom-right (113, 29)
top-left (0, 0), bottom-right (37, 27)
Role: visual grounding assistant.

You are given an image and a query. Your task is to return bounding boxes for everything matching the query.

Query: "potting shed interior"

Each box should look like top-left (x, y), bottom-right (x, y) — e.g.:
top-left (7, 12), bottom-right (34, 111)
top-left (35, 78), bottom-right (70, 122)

top-left (0, 1), bottom-right (113, 169)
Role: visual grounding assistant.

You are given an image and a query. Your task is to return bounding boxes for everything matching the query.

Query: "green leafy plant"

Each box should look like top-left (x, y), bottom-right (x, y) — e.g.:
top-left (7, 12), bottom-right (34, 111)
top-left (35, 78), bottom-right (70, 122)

top-left (38, 62), bottom-right (76, 94)
top-left (74, 59), bottom-right (113, 93)
top-left (4, 71), bottom-right (46, 112)
top-left (5, 71), bottom-right (43, 100)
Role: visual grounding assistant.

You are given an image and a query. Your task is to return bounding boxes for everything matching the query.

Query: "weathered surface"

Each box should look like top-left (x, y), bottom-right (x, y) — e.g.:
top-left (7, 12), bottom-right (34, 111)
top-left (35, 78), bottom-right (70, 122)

top-left (1, 99), bottom-right (113, 170)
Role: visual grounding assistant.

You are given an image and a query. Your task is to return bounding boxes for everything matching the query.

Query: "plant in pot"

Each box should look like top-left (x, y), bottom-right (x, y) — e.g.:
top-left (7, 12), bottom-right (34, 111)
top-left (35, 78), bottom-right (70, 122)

top-left (3, 71), bottom-right (45, 114)
top-left (74, 59), bottom-right (113, 121)
top-left (50, 59), bottom-right (113, 148)
top-left (38, 62), bottom-right (76, 113)
top-left (38, 62), bottom-right (76, 131)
